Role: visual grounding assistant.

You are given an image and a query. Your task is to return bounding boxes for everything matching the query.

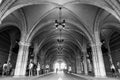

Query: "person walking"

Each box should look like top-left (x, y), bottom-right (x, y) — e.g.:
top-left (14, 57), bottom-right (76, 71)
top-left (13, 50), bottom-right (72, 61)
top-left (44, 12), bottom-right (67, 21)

top-left (2, 62), bottom-right (8, 76)
top-left (111, 64), bottom-right (116, 77)
top-left (29, 60), bottom-right (33, 76)
top-left (117, 62), bottom-right (120, 74)
top-left (7, 62), bottom-right (12, 76)
top-left (37, 63), bottom-right (40, 76)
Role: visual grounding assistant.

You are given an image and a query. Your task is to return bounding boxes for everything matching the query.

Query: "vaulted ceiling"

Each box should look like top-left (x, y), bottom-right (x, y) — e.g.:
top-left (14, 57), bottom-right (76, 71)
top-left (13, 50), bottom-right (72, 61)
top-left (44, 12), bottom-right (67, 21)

top-left (1, 0), bottom-right (120, 64)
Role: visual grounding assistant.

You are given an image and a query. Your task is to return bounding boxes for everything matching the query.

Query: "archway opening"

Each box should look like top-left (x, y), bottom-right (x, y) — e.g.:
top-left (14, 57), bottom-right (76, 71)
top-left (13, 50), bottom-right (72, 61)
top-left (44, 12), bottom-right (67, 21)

top-left (101, 28), bottom-right (120, 77)
top-left (53, 61), bottom-right (67, 73)
top-left (0, 26), bottom-right (21, 76)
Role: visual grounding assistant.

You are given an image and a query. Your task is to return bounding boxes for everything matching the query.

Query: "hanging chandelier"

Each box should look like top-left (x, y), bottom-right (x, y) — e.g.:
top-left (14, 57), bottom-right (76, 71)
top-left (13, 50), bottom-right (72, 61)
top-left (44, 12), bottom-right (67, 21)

top-left (55, 7), bottom-right (65, 29)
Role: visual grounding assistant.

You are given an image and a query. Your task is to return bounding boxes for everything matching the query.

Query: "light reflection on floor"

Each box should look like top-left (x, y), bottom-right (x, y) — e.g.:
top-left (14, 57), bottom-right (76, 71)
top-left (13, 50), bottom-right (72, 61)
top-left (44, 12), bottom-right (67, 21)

top-left (56, 71), bottom-right (64, 80)
top-left (58, 77), bottom-right (62, 80)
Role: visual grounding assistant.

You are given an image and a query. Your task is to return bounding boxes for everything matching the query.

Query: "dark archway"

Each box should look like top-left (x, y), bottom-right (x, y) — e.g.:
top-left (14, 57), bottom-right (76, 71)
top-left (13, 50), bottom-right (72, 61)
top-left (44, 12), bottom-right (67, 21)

top-left (0, 26), bottom-right (21, 76)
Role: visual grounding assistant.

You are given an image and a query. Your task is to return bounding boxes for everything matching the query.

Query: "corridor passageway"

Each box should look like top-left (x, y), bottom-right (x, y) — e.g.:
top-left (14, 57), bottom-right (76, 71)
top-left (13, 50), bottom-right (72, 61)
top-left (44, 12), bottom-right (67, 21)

top-left (0, 0), bottom-right (120, 80)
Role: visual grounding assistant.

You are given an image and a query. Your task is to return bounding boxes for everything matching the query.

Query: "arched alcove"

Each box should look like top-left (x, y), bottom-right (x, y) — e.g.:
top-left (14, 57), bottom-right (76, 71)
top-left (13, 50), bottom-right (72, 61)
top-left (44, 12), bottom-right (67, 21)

top-left (0, 26), bottom-right (21, 75)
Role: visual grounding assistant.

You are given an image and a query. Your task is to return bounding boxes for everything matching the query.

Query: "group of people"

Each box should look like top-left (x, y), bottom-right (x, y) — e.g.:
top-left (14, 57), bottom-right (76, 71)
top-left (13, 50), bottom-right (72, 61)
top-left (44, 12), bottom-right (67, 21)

top-left (110, 61), bottom-right (120, 76)
top-left (2, 62), bottom-right (13, 76)
top-left (28, 60), bottom-right (40, 76)
top-left (28, 60), bottom-right (45, 76)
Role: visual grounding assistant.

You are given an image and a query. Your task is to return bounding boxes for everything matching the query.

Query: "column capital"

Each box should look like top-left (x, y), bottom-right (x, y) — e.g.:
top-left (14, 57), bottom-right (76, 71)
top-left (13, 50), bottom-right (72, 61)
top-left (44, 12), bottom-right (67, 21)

top-left (96, 42), bottom-right (102, 46)
top-left (19, 41), bottom-right (31, 46)
top-left (91, 42), bottom-right (102, 47)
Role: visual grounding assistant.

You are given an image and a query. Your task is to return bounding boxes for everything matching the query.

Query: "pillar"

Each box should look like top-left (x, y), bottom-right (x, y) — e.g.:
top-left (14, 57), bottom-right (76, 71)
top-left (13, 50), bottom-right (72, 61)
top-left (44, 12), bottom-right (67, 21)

top-left (49, 62), bottom-right (53, 72)
top-left (14, 41), bottom-right (30, 77)
top-left (80, 61), bottom-right (84, 72)
top-left (7, 44), bottom-right (13, 63)
top-left (71, 61), bottom-right (76, 73)
top-left (33, 43), bottom-right (39, 64)
top-left (91, 31), bottom-right (106, 77)
top-left (82, 49), bottom-right (88, 75)
top-left (76, 55), bottom-right (82, 73)
top-left (106, 42), bottom-right (113, 64)
top-left (82, 40), bottom-right (88, 75)
top-left (40, 55), bottom-right (45, 69)
top-left (40, 54), bottom-right (45, 74)
top-left (7, 32), bottom-right (16, 63)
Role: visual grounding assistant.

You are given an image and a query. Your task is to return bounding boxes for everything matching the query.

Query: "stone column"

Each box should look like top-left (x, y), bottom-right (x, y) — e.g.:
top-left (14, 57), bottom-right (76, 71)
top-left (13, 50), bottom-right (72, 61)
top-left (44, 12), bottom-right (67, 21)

top-left (82, 38), bottom-right (88, 75)
top-left (106, 42), bottom-right (113, 64)
top-left (76, 55), bottom-right (82, 73)
top-left (81, 61), bottom-right (84, 72)
top-left (49, 62), bottom-right (53, 72)
top-left (82, 49), bottom-right (88, 75)
top-left (14, 41), bottom-right (30, 77)
top-left (7, 44), bottom-right (13, 63)
top-left (33, 43), bottom-right (39, 64)
top-left (40, 55), bottom-right (45, 69)
top-left (91, 31), bottom-right (106, 77)
top-left (40, 54), bottom-right (45, 74)
top-left (7, 32), bottom-right (16, 63)
top-left (71, 61), bottom-right (76, 73)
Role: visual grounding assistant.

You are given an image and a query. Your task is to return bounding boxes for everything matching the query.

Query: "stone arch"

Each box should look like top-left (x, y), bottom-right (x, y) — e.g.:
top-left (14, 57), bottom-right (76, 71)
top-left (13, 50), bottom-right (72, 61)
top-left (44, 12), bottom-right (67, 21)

top-left (100, 22), bottom-right (120, 76)
top-left (1, 1), bottom-right (119, 43)
top-left (101, 22), bottom-right (120, 42)
top-left (1, 0), bottom-right (118, 21)
top-left (109, 31), bottom-right (120, 71)
top-left (0, 24), bottom-right (21, 73)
